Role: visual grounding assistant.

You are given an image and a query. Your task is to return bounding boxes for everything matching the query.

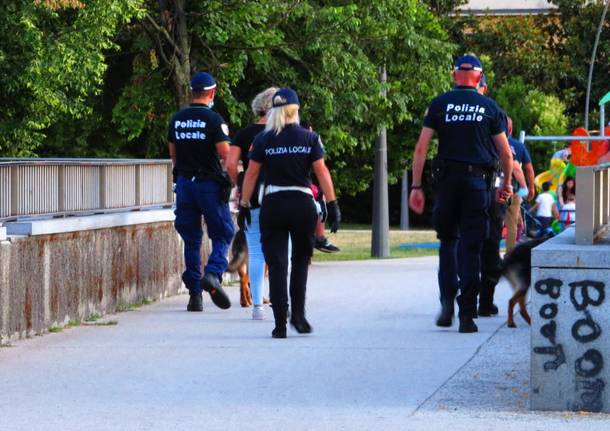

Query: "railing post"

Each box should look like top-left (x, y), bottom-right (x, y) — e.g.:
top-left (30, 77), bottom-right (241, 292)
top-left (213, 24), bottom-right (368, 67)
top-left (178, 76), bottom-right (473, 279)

top-left (99, 165), bottom-right (107, 210)
top-left (576, 166), bottom-right (596, 244)
top-left (10, 165), bottom-right (18, 218)
top-left (135, 164), bottom-right (142, 206)
top-left (166, 163), bottom-right (174, 204)
top-left (57, 165), bottom-right (65, 212)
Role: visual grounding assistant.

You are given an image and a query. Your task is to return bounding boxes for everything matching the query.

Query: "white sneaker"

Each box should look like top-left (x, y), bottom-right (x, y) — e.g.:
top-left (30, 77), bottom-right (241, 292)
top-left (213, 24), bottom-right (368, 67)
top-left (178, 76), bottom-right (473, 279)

top-left (252, 305), bottom-right (265, 320)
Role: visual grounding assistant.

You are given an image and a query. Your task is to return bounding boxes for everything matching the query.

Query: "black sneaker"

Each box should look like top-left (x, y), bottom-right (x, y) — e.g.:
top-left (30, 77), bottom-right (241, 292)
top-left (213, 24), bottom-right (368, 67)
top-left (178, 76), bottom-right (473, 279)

top-left (187, 293), bottom-right (203, 312)
top-left (201, 273), bottom-right (231, 310)
top-left (458, 316), bottom-right (478, 333)
top-left (315, 237), bottom-right (340, 253)
top-left (478, 304), bottom-right (499, 317)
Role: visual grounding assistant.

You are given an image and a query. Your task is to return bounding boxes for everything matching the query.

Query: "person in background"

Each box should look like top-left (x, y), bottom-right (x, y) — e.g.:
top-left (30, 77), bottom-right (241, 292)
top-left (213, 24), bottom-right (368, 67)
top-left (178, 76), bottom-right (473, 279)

top-left (552, 143), bottom-right (571, 162)
top-left (557, 176), bottom-right (576, 225)
top-left (504, 116), bottom-right (536, 252)
top-left (301, 121), bottom-right (340, 254)
top-left (226, 87), bottom-right (277, 320)
top-left (529, 181), bottom-right (559, 233)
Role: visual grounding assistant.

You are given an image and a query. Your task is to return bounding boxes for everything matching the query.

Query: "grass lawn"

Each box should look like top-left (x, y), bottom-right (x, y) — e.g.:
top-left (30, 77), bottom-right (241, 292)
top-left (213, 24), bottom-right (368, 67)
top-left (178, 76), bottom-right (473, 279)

top-left (313, 229), bottom-right (439, 262)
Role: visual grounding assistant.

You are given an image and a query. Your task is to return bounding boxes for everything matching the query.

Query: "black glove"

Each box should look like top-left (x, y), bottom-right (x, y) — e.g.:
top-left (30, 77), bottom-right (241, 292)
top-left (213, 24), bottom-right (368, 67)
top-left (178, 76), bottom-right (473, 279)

top-left (326, 200), bottom-right (341, 233)
top-left (317, 193), bottom-right (328, 222)
top-left (237, 205), bottom-right (251, 231)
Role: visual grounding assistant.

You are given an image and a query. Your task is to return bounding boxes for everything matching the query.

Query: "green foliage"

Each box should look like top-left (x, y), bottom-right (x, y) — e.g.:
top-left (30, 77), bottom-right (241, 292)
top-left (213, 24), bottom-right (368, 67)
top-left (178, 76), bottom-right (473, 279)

top-left (495, 77), bottom-right (569, 171)
top-left (496, 77), bottom-right (568, 137)
top-left (0, 0), bottom-right (143, 156)
top-left (112, 0), bottom-right (454, 192)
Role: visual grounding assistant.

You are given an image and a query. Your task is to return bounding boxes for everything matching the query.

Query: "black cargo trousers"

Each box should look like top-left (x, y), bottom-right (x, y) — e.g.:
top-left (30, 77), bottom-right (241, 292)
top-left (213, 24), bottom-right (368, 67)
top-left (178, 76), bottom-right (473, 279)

top-left (259, 191), bottom-right (318, 320)
top-left (478, 191), bottom-right (508, 310)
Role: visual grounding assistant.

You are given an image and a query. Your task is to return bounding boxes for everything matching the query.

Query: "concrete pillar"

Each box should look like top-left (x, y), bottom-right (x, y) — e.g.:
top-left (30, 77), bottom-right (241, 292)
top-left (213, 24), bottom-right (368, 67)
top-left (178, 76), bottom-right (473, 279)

top-left (371, 65), bottom-right (390, 257)
top-left (531, 228), bottom-right (610, 412)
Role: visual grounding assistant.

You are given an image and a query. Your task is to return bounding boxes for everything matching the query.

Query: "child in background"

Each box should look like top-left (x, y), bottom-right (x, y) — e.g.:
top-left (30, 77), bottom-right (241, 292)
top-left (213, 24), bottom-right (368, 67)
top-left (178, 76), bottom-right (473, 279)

top-left (529, 181), bottom-right (559, 233)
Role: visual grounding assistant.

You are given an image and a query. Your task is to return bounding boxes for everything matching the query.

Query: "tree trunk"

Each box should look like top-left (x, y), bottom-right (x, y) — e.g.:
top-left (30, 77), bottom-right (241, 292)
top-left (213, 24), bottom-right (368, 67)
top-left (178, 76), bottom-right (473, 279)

top-left (157, 0), bottom-right (191, 108)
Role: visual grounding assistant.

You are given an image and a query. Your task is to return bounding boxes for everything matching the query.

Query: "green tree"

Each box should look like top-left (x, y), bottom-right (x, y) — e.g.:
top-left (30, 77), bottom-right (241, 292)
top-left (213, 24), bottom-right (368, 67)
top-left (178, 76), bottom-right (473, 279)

top-left (495, 77), bottom-right (569, 171)
top-left (110, 0), bottom-right (454, 192)
top-left (0, 0), bottom-right (143, 156)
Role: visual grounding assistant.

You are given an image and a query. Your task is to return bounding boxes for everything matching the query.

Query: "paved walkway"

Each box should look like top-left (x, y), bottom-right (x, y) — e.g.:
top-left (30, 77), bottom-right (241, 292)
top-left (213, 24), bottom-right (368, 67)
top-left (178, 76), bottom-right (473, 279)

top-left (1, 257), bottom-right (608, 430)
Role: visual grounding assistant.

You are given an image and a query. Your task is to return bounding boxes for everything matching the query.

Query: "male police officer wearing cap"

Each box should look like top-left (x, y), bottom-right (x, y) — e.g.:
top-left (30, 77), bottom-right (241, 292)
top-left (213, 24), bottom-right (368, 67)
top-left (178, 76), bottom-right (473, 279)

top-left (168, 72), bottom-right (234, 312)
top-left (409, 55), bottom-right (513, 333)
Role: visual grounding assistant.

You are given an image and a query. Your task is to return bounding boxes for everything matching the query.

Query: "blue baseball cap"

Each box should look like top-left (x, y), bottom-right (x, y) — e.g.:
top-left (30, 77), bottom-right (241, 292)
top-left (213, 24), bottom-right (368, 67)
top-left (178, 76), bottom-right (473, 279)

top-left (190, 72), bottom-right (216, 91)
top-left (454, 54), bottom-right (483, 72)
top-left (272, 88), bottom-right (300, 107)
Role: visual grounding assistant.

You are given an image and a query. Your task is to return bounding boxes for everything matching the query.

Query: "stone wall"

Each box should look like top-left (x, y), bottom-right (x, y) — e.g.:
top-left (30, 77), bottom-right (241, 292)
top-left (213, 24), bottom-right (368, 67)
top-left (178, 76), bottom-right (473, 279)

top-left (0, 221), bottom-right (190, 344)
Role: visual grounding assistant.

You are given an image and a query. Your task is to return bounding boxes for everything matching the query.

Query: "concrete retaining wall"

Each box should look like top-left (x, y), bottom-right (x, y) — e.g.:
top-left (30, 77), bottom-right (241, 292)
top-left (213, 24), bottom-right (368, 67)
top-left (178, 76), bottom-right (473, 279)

top-left (0, 221), bottom-right (194, 344)
top-left (531, 227), bottom-right (610, 412)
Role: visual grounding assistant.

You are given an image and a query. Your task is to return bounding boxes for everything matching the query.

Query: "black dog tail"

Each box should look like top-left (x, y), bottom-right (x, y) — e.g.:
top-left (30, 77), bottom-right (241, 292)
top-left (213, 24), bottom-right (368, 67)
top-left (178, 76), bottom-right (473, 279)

top-left (227, 229), bottom-right (248, 272)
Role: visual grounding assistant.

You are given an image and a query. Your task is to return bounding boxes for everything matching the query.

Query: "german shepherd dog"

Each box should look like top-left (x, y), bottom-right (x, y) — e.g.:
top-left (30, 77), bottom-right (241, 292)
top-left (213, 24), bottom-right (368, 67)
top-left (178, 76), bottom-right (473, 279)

top-left (227, 229), bottom-right (252, 307)
top-left (500, 236), bottom-right (549, 328)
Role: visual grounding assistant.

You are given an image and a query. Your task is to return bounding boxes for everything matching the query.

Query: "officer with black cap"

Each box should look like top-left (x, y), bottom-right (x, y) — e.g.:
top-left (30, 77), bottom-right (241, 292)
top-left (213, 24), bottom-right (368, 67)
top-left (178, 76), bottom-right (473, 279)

top-left (409, 55), bottom-right (513, 333)
top-left (238, 88), bottom-right (340, 339)
top-left (167, 71), bottom-right (234, 312)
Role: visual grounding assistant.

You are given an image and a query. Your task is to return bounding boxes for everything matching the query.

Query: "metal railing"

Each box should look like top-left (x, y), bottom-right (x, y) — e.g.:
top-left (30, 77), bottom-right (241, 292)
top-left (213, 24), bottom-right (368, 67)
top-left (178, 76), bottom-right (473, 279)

top-left (0, 159), bottom-right (174, 221)
top-left (574, 163), bottom-right (610, 244)
top-left (519, 132), bottom-right (610, 245)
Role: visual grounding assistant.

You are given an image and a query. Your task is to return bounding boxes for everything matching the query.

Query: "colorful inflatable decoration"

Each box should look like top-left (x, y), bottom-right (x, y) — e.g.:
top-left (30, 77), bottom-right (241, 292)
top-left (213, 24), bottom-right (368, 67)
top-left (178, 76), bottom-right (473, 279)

top-left (534, 158), bottom-right (566, 192)
top-left (570, 127), bottom-right (609, 166)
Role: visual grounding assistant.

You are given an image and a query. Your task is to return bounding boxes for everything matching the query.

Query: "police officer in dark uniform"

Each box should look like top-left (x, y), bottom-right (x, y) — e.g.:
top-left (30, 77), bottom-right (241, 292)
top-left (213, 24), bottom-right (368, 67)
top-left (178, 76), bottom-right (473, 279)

top-left (167, 72), bottom-right (234, 312)
top-left (475, 75), bottom-right (509, 317)
top-left (238, 88), bottom-right (340, 338)
top-left (479, 112), bottom-right (534, 316)
top-left (409, 55), bottom-right (513, 333)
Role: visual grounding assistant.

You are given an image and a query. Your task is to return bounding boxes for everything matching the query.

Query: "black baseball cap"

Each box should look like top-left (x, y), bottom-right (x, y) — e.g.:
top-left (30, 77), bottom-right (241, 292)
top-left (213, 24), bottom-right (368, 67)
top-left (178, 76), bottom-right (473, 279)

top-left (272, 88), bottom-right (300, 107)
top-left (454, 55), bottom-right (483, 72)
top-left (190, 72), bottom-right (216, 91)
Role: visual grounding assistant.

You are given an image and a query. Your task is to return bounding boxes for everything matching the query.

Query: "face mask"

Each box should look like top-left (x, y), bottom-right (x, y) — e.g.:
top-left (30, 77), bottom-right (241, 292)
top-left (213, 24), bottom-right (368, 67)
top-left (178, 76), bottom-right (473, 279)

top-left (207, 101), bottom-right (214, 109)
top-left (518, 187), bottom-right (528, 198)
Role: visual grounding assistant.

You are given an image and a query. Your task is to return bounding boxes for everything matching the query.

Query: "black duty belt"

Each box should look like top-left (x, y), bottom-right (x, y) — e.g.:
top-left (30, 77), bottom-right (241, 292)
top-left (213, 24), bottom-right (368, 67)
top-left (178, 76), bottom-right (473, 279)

top-left (177, 170), bottom-right (215, 181)
top-left (433, 159), bottom-right (494, 176)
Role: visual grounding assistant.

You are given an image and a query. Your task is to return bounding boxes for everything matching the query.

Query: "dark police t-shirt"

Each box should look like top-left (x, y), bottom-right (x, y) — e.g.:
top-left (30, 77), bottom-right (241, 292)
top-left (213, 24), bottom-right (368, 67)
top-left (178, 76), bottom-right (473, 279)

top-left (249, 123), bottom-right (324, 188)
top-left (167, 103), bottom-right (230, 176)
top-left (232, 123), bottom-right (265, 207)
top-left (509, 136), bottom-right (531, 166)
top-left (232, 123), bottom-right (265, 172)
top-left (423, 86), bottom-right (505, 166)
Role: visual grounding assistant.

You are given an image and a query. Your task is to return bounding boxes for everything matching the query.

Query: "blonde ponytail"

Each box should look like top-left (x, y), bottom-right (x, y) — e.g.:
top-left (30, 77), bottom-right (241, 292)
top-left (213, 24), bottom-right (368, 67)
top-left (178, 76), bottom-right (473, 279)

top-left (265, 104), bottom-right (300, 135)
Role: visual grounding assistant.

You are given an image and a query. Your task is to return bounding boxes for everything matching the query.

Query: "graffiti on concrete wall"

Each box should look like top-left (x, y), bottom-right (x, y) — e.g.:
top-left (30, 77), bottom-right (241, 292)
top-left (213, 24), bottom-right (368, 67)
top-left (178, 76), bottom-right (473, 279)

top-left (533, 277), bottom-right (606, 412)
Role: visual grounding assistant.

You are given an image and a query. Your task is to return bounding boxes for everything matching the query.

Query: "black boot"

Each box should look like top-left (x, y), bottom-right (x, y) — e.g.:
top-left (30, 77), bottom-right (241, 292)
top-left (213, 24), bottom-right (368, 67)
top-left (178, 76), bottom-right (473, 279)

top-left (290, 314), bottom-right (313, 334)
top-left (458, 315), bottom-right (478, 333)
top-left (272, 307), bottom-right (287, 339)
top-left (436, 303), bottom-right (454, 327)
top-left (187, 292), bottom-right (203, 312)
top-left (478, 303), bottom-right (499, 317)
top-left (479, 281), bottom-right (498, 317)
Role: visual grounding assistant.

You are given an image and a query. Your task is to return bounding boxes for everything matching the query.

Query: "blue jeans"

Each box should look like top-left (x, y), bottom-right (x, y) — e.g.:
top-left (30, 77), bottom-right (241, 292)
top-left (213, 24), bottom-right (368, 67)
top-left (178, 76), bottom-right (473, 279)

top-left (432, 170), bottom-right (490, 318)
top-left (174, 177), bottom-right (235, 294)
top-left (245, 208), bottom-right (266, 306)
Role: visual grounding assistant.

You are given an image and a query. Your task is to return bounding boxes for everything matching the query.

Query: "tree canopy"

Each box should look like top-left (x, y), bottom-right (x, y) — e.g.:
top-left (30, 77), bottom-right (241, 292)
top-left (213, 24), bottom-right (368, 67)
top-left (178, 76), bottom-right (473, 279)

top-left (3, 0), bottom-right (610, 193)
